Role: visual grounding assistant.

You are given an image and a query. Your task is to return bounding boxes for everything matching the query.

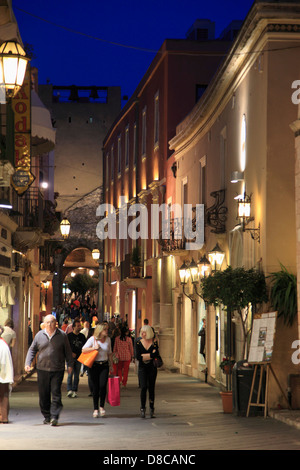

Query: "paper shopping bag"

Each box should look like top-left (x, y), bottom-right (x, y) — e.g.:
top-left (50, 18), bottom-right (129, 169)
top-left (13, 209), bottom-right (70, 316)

top-left (107, 376), bottom-right (120, 406)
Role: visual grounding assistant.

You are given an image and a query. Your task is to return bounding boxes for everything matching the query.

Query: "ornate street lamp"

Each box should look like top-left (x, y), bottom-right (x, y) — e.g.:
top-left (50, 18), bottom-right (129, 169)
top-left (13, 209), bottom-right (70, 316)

top-left (0, 41), bottom-right (29, 98)
top-left (208, 243), bottom-right (225, 272)
top-left (60, 217), bottom-right (71, 239)
top-left (198, 254), bottom-right (211, 278)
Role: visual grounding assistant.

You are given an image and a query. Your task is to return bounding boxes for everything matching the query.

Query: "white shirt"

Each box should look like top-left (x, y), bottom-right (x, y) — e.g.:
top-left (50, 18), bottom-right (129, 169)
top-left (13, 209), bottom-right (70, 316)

top-left (82, 336), bottom-right (111, 362)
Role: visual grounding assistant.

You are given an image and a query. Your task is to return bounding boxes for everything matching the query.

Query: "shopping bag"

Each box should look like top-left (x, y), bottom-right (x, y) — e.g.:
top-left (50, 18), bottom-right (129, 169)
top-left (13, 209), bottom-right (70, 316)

top-left (77, 349), bottom-right (98, 368)
top-left (106, 376), bottom-right (120, 406)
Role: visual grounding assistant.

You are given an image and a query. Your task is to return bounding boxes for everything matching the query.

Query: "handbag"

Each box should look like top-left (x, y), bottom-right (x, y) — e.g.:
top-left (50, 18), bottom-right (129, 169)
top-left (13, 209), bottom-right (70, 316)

top-left (106, 376), bottom-right (120, 406)
top-left (78, 339), bottom-right (98, 368)
top-left (153, 355), bottom-right (163, 368)
top-left (153, 341), bottom-right (163, 368)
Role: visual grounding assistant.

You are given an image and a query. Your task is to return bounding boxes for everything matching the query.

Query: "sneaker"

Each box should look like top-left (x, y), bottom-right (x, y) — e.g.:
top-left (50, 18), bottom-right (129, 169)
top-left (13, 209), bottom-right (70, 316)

top-left (43, 418), bottom-right (50, 424)
top-left (50, 418), bottom-right (58, 426)
top-left (67, 391), bottom-right (72, 397)
top-left (71, 391), bottom-right (77, 398)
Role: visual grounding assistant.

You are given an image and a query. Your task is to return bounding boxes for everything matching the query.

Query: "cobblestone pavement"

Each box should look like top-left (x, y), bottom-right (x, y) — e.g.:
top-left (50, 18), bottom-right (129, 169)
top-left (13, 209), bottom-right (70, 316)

top-left (1, 366), bottom-right (300, 453)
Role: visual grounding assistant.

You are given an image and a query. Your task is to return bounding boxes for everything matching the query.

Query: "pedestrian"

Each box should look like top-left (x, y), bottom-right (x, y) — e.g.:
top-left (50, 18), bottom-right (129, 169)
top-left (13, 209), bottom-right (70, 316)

top-left (135, 324), bottom-right (161, 418)
top-left (1, 319), bottom-right (16, 349)
top-left (198, 318), bottom-right (206, 360)
top-left (67, 318), bottom-right (87, 397)
top-left (24, 314), bottom-right (74, 426)
top-left (81, 322), bottom-right (112, 418)
top-left (0, 325), bottom-right (14, 423)
top-left (113, 326), bottom-right (134, 387)
top-left (61, 318), bottom-right (69, 332)
top-left (108, 316), bottom-right (116, 337)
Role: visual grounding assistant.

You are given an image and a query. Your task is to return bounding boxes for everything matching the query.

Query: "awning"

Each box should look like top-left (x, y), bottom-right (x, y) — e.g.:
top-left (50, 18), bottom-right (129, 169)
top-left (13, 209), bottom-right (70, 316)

top-left (31, 90), bottom-right (56, 155)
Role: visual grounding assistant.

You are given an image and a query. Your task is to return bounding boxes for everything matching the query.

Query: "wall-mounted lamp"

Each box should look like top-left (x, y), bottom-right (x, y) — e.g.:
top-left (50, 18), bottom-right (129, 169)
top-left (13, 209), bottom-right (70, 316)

top-left (236, 192), bottom-right (260, 243)
top-left (179, 261), bottom-right (194, 304)
top-left (0, 41), bottom-right (30, 98)
top-left (42, 280), bottom-right (50, 305)
top-left (208, 243), bottom-right (225, 272)
top-left (60, 217), bottom-right (71, 239)
top-left (198, 254), bottom-right (211, 278)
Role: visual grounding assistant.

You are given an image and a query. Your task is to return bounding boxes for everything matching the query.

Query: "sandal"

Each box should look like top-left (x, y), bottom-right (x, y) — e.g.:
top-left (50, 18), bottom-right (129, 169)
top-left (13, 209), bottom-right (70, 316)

top-left (93, 410), bottom-right (99, 418)
top-left (100, 408), bottom-right (106, 417)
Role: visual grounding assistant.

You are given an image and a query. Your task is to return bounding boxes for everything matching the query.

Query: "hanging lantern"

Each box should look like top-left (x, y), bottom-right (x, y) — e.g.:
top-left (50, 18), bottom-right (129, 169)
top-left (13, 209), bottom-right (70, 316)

top-left (0, 41), bottom-right (29, 98)
top-left (92, 248), bottom-right (100, 260)
top-left (60, 218), bottom-right (71, 239)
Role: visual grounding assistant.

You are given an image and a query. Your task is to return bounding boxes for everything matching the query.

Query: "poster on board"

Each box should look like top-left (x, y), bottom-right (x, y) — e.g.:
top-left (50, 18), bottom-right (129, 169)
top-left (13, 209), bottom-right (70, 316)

top-left (247, 312), bottom-right (277, 364)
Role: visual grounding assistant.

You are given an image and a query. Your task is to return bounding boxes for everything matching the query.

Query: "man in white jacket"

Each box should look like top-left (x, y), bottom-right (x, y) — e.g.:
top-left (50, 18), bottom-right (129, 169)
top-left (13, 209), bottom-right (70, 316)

top-left (0, 325), bottom-right (14, 423)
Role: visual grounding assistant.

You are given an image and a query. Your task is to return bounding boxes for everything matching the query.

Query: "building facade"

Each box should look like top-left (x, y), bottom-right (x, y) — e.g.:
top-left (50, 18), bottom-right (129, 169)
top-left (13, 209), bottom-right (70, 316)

top-left (169, 0), bottom-right (300, 406)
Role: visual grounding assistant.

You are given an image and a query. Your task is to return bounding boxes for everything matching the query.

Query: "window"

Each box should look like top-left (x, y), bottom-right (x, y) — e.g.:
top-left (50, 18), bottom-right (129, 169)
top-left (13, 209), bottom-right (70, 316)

top-left (125, 125), bottom-right (129, 168)
top-left (199, 156), bottom-right (206, 205)
top-left (117, 135), bottom-right (121, 175)
top-left (142, 106), bottom-right (147, 157)
top-left (154, 92), bottom-right (159, 147)
top-left (220, 128), bottom-right (227, 190)
top-left (133, 122), bottom-right (137, 166)
top-left (111, 145), bottom-right (114, 181)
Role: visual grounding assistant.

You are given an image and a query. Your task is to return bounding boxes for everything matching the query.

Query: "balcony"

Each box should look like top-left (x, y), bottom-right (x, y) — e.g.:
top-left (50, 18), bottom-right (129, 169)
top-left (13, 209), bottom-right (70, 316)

top-left (12, 188), bottom-right (59, 250)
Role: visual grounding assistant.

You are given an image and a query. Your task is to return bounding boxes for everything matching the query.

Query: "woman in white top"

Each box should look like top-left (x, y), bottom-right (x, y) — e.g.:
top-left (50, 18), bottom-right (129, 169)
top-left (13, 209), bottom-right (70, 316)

top-left (0, 325), bottom-right (14, 423)
top-left (82, 323), bottom-right (112, 417)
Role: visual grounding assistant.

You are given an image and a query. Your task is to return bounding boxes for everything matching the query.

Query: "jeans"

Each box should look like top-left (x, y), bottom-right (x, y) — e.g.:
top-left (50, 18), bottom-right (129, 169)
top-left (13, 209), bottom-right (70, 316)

top-left (89, 362), bottom-right (109, 409)
top-left (138, 364), bottom-right (157, 410)
top-left (67, 359), bottom-right (81, 392)
top-left (37, 369), bottom-right (65, 420)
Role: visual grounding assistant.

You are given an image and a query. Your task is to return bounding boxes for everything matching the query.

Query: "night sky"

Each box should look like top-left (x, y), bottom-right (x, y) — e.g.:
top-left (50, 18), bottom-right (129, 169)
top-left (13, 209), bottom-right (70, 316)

top-left (13, 0), bottom-right (254, 102)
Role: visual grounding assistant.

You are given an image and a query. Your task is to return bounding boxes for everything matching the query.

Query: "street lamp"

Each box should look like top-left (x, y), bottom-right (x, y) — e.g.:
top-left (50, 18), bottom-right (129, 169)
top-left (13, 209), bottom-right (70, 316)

top-left (60, 217), bottom-right (71, 239)
top-left (92, 248), bottom-right (103, 322)
top-left (92, 249), bottom-right (100, 261)
top-left (0, 41), bottom-right (29, 98)
top-left (208, 243), bottom-right (225, 272)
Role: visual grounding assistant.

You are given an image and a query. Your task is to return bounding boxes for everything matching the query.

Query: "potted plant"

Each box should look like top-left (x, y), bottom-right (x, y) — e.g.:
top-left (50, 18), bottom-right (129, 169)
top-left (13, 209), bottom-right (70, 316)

top-left (201, 266), bottom-right (268, 412)
top-left (220, 357), bottom-right (235, 374)
top-left (130, 246), bottom-right (142, 278)
top-left (269, 263), bottom-right (297, 327)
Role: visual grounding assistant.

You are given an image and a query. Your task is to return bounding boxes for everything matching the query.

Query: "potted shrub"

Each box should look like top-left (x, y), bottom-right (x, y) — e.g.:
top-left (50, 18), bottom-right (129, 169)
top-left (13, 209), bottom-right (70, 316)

top-left (201, 266), bottom-right (268, 412)
top-left (130, 246), bottom-right (142, 278)
top-left (269, 263), bottom-right (297, 327)
top-left (220, 357), bottom-right (235, 375)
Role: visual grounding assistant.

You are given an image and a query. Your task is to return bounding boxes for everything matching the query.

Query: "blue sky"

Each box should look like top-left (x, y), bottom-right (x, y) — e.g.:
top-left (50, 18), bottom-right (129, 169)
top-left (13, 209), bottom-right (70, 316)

top-left (13, 0), bottom-right (254, 101)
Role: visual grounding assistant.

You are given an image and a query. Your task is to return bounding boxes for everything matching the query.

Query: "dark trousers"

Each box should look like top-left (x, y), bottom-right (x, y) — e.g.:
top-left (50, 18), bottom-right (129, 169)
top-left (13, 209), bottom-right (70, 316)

top-left (89, 363), bottom-right (109, 409)
top-left (138, 365), bottom-right (157, 410)
top-left (0, 383), bottom-right (9, 422)
top-left (37, 369), bottom-right (64, 420)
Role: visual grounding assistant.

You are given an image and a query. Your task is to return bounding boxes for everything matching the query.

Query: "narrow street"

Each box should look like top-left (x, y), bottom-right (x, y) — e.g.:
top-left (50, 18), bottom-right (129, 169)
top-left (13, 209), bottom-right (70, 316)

top-left (1, 365), bottom-right (300, 453)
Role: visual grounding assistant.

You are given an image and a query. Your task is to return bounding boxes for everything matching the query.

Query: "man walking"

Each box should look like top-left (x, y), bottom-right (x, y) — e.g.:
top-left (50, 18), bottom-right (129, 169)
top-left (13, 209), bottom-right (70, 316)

top-left (67, 318), bottom-right (87, 397)
top-left (25, 314), bottom-right (74, 426)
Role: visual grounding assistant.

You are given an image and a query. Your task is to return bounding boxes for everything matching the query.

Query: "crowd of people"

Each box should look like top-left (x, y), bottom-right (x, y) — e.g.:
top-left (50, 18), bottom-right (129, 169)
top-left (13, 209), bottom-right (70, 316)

top-left (0, 300), bottom-right (162, 426)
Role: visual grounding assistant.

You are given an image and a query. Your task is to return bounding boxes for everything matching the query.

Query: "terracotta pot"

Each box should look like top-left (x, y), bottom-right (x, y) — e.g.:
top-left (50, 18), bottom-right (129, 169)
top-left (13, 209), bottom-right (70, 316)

top-left (223, 364), bottom-right (233, 374)
top-left (220, 391), bottom-right (233, 413)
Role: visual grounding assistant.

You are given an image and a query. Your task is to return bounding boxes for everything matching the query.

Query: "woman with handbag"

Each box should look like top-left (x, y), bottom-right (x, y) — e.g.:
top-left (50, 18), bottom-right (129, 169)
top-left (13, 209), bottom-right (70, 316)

top-left (113, 326), bottom-right (134, 387)
top-left (135, 324), bottom-right (160, 418)
top-left (81, 323), bottom-right (112, 418)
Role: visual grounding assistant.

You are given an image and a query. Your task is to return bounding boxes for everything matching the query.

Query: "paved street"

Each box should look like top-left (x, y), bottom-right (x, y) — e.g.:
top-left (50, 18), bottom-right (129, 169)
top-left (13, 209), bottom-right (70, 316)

top-left (1, 365), bottom-right (300, 454)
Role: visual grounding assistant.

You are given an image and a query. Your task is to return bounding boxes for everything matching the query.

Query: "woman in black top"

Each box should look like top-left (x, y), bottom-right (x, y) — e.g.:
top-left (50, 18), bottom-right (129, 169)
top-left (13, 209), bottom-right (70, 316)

top-left (135, 324), bottom-right (159, 418)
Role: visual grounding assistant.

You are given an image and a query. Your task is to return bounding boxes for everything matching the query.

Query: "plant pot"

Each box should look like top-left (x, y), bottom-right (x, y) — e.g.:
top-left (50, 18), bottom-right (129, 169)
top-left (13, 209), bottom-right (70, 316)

top-left (222, 365), bottom-right (234, 374)
top-left (220, 391), bottom-right (233, 413)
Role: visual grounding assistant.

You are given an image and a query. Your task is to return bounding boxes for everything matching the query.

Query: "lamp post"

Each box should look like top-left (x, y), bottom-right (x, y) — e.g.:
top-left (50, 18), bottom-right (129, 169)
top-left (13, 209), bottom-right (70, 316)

top-left (92, 248), bottom-right (103, 322)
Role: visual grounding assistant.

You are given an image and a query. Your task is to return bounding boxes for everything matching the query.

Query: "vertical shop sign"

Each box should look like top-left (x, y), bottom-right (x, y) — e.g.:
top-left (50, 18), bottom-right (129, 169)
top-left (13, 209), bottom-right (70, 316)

top-left (11, 68), bottom-right (35, 195)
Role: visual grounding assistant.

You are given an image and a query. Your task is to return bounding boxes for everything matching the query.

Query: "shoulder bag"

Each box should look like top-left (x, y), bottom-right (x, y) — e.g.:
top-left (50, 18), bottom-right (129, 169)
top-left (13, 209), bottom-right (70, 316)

top-left (78, 338), bottom-right (98, 368)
